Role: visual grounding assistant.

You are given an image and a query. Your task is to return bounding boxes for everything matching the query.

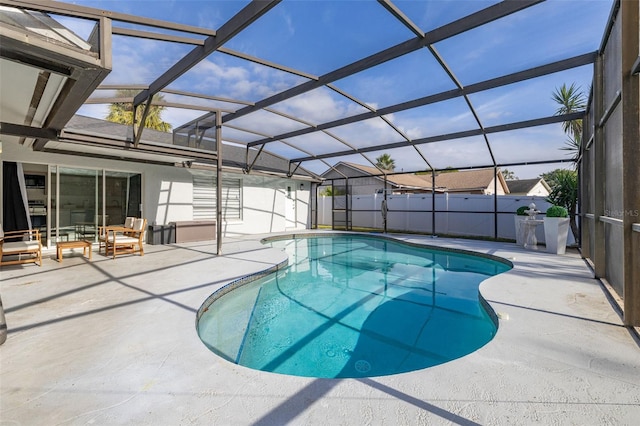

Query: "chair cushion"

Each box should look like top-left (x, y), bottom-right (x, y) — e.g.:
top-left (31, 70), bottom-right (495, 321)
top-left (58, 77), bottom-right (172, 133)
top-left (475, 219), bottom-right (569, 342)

top-left (132, 219), bottom-right (144, 232)
top-left (2, 241), bottom-right (40, 253)
top-left (124, 217), bottom-right (135, 228)
top-left (111, 236), bottom-right (139, 244)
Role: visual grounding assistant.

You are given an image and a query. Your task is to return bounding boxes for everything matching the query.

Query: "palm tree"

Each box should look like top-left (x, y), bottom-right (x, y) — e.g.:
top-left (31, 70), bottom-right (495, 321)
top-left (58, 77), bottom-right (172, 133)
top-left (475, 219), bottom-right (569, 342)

top-left (320, 186), bottom-right (334, 196)
top-left (106, 89), bottom-right (172, 132)
top-left (550, 83), bottom-right (586, 244)
top-left (319, 186), bottom-right (346, 196)
top-left (501, 168), bottom-right (517, 180)
top-left (375, 153), bottom-right (395, 172)
top-left (552, 83), bottom-right (586, 161)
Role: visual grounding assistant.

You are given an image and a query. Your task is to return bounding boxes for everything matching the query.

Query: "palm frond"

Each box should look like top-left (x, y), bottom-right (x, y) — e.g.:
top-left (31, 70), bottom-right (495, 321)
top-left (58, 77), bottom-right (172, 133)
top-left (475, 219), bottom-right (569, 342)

top-left (105, 89), bottom-right (172, 131)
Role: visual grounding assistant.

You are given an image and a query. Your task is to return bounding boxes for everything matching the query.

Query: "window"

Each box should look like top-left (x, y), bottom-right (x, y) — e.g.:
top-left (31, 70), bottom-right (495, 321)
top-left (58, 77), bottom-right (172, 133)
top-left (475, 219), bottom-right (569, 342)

top-left (193, 174), bottom-right (242, 220)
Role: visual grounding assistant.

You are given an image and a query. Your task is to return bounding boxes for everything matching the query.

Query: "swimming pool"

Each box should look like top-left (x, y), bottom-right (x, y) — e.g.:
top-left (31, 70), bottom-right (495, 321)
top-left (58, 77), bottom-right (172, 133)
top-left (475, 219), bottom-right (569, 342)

top-left (197, 234), bottom-right (511, 378)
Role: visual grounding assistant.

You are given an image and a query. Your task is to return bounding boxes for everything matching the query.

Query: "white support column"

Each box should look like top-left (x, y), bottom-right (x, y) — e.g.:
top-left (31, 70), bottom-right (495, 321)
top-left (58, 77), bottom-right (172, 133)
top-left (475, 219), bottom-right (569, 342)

top-left (216, 111), bottom-right (223, 256)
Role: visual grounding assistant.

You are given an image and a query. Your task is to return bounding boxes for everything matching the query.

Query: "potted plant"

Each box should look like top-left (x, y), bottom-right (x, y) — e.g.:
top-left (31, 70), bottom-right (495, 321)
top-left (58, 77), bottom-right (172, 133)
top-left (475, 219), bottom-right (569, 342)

top-left (514, 205), bottom-right (529, 246)
top-left (544, 205), bottom-right (570, 254)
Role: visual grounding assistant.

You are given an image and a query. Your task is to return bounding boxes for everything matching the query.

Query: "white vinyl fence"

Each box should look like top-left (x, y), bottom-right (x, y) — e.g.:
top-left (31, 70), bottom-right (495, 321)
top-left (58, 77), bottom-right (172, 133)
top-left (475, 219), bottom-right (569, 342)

top-left (318, 193), bottom-right (576, 245)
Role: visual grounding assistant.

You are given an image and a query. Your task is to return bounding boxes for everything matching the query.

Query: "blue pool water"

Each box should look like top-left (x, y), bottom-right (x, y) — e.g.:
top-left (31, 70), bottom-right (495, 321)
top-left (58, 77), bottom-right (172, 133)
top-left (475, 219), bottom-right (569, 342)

top-left (197, 234), bottom-right (511, 378)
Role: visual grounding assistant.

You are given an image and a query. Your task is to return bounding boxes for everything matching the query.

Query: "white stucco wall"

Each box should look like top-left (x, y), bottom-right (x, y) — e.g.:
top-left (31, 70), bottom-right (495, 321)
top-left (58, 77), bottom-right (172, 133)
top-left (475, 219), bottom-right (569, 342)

top-left (144, 167), bottom-right (194, 226)
top-left (223, 174), bottom-right (310, 236)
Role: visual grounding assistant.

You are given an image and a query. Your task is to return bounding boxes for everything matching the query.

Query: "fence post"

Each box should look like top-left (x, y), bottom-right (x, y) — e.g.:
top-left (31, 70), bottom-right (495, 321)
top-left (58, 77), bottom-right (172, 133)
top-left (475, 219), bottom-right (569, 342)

top-left (383, 174), bottom-right (388, 233)
top-left (494, 166), bottom-right (498, 240)
top-left (431, 170), bottom-right (436, 237)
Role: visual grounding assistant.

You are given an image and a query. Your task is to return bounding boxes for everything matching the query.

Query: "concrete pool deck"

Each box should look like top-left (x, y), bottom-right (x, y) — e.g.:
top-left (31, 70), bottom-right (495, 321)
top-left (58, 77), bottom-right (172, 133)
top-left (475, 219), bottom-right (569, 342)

top-left (1, 232), bottom-right (639, 425)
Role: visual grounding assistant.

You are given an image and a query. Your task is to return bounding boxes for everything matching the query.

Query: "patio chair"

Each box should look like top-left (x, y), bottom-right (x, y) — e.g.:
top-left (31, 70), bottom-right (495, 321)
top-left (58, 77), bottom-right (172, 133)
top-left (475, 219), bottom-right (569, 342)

top-left (105, 218), bottom-right (146, 259)
top-left (0, 225), bottom-right (42, 267)
top-left (98, 216), bottom-right (135, 254)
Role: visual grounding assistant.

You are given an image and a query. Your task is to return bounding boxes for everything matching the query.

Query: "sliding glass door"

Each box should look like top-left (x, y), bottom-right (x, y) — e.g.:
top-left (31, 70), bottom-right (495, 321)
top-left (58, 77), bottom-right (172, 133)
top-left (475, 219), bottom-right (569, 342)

top-left (47, 166), bottom-right (141, 246)
top-left (103, 171), bottom-right (142, 227)
top-left (52, 167), bottom-right (99, 242)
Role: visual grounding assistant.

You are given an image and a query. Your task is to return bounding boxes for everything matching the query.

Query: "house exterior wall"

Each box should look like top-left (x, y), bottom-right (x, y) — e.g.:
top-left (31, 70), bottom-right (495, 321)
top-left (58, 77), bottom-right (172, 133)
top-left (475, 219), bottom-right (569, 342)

top-left (320, 176), bottom-right (394, 195)
top-left (1, 142), bottom-right (310, 240)
top-left (319, 180), bottom-right (382, 196)
top-left (321, 165), bottom-right (388, 195)
top-left (526, 181), bottom-right (550, 197)
top-left (225, 174), bottom-right (310, 235)
top-left (484, 177), bottom-right (507, 195)
top-left (145, 167), bottom-right (194, 225)
top-left (322, 165), bottom-right (376, 179)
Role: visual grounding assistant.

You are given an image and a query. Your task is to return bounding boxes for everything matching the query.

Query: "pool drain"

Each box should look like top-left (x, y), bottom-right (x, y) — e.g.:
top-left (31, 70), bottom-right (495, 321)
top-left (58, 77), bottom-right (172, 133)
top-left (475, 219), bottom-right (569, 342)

top-left (354, 360), bottom-right (371, 373)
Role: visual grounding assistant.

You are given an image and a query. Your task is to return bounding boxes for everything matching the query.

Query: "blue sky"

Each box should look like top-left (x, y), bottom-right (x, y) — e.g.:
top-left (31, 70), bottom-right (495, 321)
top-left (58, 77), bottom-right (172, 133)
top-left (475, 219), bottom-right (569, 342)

top-left (62, 0), bottom-right (613, 179)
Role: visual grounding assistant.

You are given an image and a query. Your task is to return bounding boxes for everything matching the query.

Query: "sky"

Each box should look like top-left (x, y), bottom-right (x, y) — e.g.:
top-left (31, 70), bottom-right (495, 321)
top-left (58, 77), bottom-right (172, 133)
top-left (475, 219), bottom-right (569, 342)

top-left (59, 0), bottom-right (614, 179)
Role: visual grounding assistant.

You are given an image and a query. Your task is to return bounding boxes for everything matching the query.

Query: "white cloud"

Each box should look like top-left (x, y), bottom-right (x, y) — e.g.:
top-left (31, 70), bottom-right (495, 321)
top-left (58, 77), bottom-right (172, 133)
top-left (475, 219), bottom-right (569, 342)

top-left (162, 108), bottom-right (206, 129)
top-left (270, 87), bottom-right (373, 125)
top-left (76, 104), bottom-right (108, 120)
top-left (403, 126), bottom-right (425, 140)
top-left (190, 61), bottom-right (250, 96)
top-left (282, 11), bottom-right (295, 37)
top-left (106, 37), bottom-right (190, 85)
top-left (473, 93), bottom-right (515, 122)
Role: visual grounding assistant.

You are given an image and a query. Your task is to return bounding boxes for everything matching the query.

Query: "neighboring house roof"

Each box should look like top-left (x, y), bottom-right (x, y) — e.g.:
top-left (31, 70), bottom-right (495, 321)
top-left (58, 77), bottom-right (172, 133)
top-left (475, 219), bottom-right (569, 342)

top-left (323, 162), bottom-right (435, 190)
top-left (323, 161), bottom-right (381, 177)
top-left (64, 115), bottom-right (320, 180)
top-left (390, 174), bottom-right (435, 191)
top-left (434, 168), bottom-right (509, 194)
top-left (506, 178), bottom-right (551, 195)
top-left (322, 162), bottom-right (509, 193)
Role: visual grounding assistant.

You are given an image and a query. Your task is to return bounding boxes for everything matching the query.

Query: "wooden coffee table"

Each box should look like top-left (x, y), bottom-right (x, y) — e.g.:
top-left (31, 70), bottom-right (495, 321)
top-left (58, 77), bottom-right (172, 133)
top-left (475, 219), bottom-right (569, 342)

top-left (57, 240), bottom-right (93, 263)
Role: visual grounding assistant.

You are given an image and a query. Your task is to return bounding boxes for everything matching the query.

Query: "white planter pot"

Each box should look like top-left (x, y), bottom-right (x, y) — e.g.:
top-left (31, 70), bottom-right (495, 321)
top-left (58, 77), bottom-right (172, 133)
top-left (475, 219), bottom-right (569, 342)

top-left (514, 216), bottom-right (527, 246)
top-left (543, 217), bottom-right (570, 254)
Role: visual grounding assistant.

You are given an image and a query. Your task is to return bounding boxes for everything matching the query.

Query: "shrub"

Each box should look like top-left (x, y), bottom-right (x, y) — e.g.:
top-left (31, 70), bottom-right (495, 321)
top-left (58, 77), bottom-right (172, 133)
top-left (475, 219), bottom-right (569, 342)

top-left (546, 205), bottom-right (568, 218)
top-left (516, 206), bottom-right (529, 216)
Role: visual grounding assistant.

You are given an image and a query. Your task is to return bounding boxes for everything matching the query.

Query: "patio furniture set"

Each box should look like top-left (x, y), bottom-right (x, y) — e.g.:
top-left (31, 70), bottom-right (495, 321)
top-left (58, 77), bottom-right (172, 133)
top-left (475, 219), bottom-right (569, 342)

top-left (0, 217), bottom-right (146, 266)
